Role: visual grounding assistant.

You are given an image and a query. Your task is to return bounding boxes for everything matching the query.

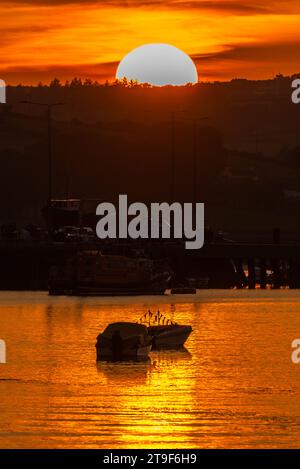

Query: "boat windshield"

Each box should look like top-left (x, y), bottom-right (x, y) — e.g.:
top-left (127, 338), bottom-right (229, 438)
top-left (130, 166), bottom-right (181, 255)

top-left (138, 310), bottom-right (177, 326)
top-left (102, 322), bottom-right (148, 339)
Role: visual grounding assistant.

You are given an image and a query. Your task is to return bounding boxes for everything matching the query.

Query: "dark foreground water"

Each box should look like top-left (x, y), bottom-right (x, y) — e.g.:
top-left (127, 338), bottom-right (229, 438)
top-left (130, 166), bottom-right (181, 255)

top-left (1, 290), bottom-right (300, 448)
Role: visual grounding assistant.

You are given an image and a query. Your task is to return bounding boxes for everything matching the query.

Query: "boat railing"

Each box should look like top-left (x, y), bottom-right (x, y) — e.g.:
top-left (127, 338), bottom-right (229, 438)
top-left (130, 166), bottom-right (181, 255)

top-left (138, 309), bottom-right (177, 326)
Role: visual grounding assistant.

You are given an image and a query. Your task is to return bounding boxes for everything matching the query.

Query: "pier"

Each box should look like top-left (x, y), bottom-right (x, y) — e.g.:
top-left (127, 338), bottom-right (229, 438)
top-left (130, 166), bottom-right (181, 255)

top-left (1, 240), bottom-right (300, 290)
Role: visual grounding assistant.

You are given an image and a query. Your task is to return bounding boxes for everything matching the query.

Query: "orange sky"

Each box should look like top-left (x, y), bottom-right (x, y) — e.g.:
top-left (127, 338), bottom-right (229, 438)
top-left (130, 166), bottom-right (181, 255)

top-left (1, 0), bottom-right (300, 85)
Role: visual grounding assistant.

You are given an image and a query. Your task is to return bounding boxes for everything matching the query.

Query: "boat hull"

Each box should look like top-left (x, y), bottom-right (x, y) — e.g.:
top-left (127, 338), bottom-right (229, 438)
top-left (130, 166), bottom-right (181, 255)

top-left (50, 285), bottom-right (167, 296)
top-left (96, 344), bottom-right (151, 361)
top-left (49, 252), bottom-right (172, 296)
top-left (171, 287), bottom-right (196, 294)
top-left (96, 322), bottom-right (152, 361)
top-left (148, 325), bottom-right (192, 349)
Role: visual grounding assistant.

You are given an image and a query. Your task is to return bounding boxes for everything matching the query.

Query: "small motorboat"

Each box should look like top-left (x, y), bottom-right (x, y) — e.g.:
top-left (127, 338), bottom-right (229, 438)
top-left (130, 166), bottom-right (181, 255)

top-left (96, 322), bottom-right (152, 361)
top-left (148, 324), bottom-right (192, 349)
top-left (138, 310), bottom-right (192, 350)
top-left (171, 287), bottom-right (196, 295)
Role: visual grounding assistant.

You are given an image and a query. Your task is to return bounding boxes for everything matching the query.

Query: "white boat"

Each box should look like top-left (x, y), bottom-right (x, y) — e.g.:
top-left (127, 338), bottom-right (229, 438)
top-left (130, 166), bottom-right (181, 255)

top-left (148, 324), bottom-right (192, 349)
top-left (96, 322), bottom-right (152, 361)
top-left (138, 310), bottom-right (192, 350)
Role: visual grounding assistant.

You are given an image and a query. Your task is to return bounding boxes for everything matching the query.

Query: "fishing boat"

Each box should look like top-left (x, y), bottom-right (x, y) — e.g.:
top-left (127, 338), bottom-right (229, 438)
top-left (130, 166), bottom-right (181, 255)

top-left (171, 287), bottom-right (196, 294)
top-left (138, 310), bottom-right (192, 350)
top-left (43, 199), bottom-right (81, 229)
top-left (96, 322), bottom-right (152, 361)
top-left (49, 250), bottom-right (172, 296)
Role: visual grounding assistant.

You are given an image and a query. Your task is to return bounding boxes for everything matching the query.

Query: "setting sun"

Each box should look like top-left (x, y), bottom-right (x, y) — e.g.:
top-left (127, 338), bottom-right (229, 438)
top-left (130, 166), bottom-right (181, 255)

top-left (116, 43), bottom-right (198, 86)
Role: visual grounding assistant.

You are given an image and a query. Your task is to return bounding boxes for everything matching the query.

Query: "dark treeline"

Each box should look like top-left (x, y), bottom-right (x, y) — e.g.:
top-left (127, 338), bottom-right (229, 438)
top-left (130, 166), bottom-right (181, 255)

top-left (1, 73), bottom-right (300, 235)
top-left (40, 77), bottom-right (153, 88)
top-left (6, 73), bottom-right (300, 153)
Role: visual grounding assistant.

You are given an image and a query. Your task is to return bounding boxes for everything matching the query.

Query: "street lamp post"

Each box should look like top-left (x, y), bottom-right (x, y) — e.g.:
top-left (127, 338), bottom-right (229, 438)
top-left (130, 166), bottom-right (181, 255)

top-left (169, 111), bottom-right (208, 204)
top-left (169, 110), bottom-right (187, 202)
top-left (190, 116), bottom-right (209, 205)
top-left (170, 111), bottom-right (176, 202)
top-left (145, 108), bottom-right (185, 203)
top-left (21, 101), bottom-right (63, 202)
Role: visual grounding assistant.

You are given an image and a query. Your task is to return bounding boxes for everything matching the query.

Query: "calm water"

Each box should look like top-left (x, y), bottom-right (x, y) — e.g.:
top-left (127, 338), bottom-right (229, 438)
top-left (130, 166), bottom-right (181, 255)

top-left (1, 290), bottom-right (300, 449)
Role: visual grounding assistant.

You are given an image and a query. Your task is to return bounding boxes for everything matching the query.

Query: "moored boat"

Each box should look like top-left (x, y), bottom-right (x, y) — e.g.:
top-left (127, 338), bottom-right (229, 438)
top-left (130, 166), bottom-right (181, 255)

top-left (96, 322), bottom-right (152, 361)
top-left (148, 324), bottom-right (192, 349)
top-left (171, 287), bottom-right (196, 294)
top-left (49, 250), bottom-right (172, 296)
top-left (138, 310), bottom-right (192, 350)
top-left (43, 199), bottom-right (81, 229)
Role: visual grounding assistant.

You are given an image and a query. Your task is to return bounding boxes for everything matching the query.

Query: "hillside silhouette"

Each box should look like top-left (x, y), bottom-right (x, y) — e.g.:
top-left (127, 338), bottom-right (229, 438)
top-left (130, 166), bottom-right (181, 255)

top-left (1, 75), bottom-right (300, 235)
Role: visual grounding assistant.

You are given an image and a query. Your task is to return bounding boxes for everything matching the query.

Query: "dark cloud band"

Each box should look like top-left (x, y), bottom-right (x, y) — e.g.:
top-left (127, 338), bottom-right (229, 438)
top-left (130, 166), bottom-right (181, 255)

top-left (6, 0), bottom-right (300, 16)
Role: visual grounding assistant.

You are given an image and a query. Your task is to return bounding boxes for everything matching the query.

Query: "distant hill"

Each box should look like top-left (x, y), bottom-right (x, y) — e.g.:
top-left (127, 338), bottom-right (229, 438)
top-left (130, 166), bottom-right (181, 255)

top-left (1, 75), bottom-right (300, 235)
top-left (6, 74), bottom-right (300, 155)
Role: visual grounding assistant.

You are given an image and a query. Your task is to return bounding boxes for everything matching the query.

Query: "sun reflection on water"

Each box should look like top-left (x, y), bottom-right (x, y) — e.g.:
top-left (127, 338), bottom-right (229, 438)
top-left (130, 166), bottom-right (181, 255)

top-left (1, 290), bottom-right (300, 448)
